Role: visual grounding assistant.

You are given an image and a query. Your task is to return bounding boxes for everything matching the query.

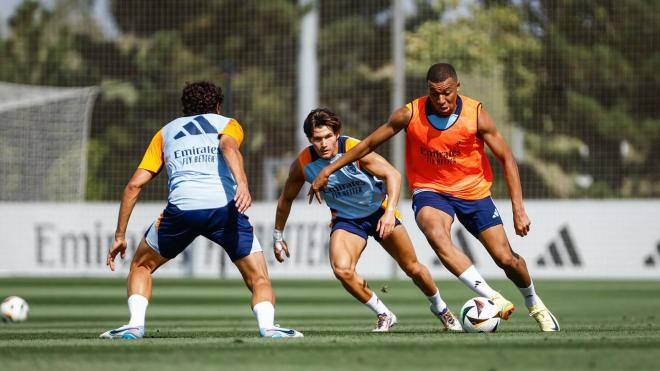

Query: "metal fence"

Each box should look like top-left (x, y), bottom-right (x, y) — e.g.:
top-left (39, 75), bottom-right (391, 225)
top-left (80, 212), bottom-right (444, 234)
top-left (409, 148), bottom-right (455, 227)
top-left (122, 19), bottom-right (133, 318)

top-left (0, 0), bottom-right (657, 202)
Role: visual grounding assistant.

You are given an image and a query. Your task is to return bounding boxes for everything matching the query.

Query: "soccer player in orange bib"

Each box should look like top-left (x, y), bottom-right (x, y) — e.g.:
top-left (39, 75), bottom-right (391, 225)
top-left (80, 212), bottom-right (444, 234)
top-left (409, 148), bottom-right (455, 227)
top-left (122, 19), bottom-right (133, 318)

top-left (274, 108), bottom-right (462, 332)
top-left (309, 63), bottom-right (559, 332)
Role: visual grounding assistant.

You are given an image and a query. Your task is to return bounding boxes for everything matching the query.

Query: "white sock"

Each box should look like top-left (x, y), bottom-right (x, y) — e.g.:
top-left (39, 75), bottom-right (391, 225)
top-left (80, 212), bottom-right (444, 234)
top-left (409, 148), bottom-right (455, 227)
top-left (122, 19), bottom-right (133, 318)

top-left (458, 265), bottom-right (497, 298)
top-left (426, 290), bottom-right (448, 313)
top-left (127, 294), bottom-right (148, 327)
top-left (365, 293), bottom-right (391, 315)
top-left (252, 301), bottom-right (275, 329)
top-left (518, 282), bottom-right (540, 307)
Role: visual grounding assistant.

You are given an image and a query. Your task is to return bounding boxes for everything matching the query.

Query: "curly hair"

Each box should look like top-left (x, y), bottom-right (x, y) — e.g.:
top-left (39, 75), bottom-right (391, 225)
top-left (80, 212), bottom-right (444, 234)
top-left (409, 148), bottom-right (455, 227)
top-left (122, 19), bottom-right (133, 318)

top-left (181, 81), bottom-right (224, 116)
top-left (303, 108), bottom-right (342, 138)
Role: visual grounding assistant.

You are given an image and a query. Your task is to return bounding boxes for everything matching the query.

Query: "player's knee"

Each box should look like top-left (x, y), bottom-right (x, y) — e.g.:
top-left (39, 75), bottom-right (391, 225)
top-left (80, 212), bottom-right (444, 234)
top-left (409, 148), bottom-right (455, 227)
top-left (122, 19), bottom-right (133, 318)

top-left (403, 262), bottom-right (424, 279)
top-left (130, 243), bottom-right (165, 273)
top-left (254, 274), bottom-right (271, 288)
top-left (332, 265), bottom-right (355, 282)
top-left (130, 257), bottom-right (157, 273)
top-left (493, 253), bottom-right (518, 270)
top-left (246, 273), bottom-right (271, 290)
top-left (424, 228), bottom-right (452, 248)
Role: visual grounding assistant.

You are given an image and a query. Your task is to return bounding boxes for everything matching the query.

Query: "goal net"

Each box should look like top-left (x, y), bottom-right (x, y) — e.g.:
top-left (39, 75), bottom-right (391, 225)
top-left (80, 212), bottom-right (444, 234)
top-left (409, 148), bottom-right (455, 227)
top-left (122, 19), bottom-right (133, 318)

top-left (0, 82), bottom-right (98, 201)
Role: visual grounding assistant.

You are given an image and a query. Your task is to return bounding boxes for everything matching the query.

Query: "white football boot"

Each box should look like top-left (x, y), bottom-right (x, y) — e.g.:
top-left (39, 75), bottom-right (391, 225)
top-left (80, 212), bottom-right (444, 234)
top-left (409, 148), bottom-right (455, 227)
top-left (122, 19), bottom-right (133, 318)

top-left (372, 312), bottom-right (397, 332)
top-left (99, 325), bottom-right (144, 339)
top-left (490, 293), bottom-right (516, 320)
top-left (259, 326), bottom-right (304, 338)
top-left (431, 306), bottom-right (463, 332)
top-left (528, 299), bottom-right (560, 332)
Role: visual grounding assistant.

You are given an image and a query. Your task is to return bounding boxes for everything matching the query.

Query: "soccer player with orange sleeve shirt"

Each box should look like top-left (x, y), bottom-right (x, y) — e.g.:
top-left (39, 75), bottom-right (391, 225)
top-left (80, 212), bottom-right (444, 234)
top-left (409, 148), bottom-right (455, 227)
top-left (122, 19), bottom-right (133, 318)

top-left (101, 81), bottom-right (303, 339)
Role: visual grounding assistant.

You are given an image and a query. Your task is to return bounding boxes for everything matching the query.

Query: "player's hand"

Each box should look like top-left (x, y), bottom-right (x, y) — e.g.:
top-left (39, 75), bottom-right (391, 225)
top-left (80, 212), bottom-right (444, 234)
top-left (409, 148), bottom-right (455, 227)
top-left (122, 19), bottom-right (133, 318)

top-left (307, 169), bottom-right (329, 204)
top-left (106, 236), bottom-right (127, 272)
top-left (234, 181), bottom-right (252, 213)
top-left (513, 208), bottom-right (531, 237)
top-left (273, 229), bottom-right (290, 263)
top-left (376, 209), bottom-right (397, 239)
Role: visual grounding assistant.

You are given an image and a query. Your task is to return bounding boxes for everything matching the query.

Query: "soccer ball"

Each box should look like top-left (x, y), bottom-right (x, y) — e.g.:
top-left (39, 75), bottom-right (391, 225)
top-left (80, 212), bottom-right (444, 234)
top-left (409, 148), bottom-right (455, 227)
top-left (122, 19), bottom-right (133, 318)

top-left (1, 296), bottom-right (29, 323)
top-left (459, 297), bottom-right (500, 333)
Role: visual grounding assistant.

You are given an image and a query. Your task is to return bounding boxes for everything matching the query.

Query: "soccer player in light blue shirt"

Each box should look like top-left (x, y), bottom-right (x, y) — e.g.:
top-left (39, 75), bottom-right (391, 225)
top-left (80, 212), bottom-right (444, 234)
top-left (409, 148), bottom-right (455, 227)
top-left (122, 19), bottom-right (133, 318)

top-left (273, 108), bottom-right (462, 332)
top-left (101, 81), bottom-right (302, 339)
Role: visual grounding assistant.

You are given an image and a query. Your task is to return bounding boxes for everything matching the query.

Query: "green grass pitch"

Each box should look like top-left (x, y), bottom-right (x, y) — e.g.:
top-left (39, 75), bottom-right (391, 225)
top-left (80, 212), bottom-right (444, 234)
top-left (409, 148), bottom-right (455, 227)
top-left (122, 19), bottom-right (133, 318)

top-left (1, 278), bottom-right (659, 371)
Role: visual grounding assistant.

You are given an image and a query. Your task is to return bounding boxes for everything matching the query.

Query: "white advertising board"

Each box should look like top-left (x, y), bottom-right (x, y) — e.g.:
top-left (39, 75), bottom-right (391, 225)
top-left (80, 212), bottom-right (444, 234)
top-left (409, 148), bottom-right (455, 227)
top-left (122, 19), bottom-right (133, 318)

top-left (0, 201), bottom-right (658, 279)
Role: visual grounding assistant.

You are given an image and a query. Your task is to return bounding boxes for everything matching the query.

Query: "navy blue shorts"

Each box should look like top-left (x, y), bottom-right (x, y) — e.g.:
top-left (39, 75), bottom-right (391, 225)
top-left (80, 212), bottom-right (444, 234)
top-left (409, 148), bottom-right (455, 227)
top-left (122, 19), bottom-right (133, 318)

top-left (331, 207), bottom-right (402, 242)
top-left (412, 191), bottom-right (503, 238)
top-left (144, 201), bottom-right (262, 261)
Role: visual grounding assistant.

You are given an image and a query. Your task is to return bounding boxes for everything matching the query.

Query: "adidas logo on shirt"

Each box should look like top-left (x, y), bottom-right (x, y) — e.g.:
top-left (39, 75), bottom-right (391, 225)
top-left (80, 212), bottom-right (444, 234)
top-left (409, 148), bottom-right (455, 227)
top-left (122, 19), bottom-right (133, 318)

top-left (174, 116), bottom-right (218, 139)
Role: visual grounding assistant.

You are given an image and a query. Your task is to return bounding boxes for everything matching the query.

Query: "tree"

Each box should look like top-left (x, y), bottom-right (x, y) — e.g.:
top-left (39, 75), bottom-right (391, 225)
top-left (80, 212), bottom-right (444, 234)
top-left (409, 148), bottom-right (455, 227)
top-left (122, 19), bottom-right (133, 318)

top-left (509, 0), bottom-right (660, 197)
top-left (407, 0), bottom-right (660, 198)
top-left (85, 0), bottom-right (301, 200)
top-left (0, 0), bottom-right (89, 85)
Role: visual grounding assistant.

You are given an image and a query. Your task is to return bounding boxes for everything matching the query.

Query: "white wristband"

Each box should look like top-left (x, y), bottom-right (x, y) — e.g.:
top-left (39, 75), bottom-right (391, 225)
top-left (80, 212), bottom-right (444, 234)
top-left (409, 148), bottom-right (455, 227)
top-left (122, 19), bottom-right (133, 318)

top-left (273, 229), bottom-right (283, 242)
top-left (273, 229), bottom-right (285, 259)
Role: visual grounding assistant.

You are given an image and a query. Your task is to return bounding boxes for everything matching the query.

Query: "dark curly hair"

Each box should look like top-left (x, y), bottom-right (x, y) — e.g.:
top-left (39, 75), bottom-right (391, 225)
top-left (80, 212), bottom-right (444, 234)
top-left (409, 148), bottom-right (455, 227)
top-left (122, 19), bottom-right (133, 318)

top-left (303, 108), bottom-right (342, 138)
top-left (181, 81), bottom-right (224, 116)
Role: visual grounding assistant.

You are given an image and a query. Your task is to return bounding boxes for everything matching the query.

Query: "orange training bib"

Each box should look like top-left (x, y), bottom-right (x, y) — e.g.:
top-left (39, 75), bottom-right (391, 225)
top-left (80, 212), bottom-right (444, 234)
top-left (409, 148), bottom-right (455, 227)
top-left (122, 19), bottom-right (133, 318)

top-left (405, 95), bottom-right (493, 200)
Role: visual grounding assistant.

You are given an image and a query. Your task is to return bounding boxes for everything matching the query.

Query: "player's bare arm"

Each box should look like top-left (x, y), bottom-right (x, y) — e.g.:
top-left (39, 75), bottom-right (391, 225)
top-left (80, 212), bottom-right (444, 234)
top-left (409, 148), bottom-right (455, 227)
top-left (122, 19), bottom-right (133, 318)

top-left (478, 108), bottom-right (530, 237)
top-left (107, 168), bottom-right (155, 271)
top-left (308, 107), bottom-right (411, 202)
top-left (273, 160), bottom-right (306, 262)
top-left (357, 152), bottom-right (403, 239)
top-left (220, 134), bottom-right (252, 213)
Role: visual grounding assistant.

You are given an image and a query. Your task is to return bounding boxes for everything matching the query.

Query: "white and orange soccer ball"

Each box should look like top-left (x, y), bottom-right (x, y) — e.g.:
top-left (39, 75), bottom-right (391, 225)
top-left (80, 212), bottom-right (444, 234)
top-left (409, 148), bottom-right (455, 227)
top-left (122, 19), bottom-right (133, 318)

top-left (460, 297), bottom-right (500, 333)
top-left (1, 296), bottom-right (29, 323)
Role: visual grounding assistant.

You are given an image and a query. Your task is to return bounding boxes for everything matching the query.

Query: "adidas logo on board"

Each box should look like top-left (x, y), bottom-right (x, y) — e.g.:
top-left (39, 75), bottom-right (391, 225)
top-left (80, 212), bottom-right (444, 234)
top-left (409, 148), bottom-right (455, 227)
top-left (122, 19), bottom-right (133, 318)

top-left (536, 226), bottom-right (582, 267)
top-left (643, 241), bottom-right (660, 267)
